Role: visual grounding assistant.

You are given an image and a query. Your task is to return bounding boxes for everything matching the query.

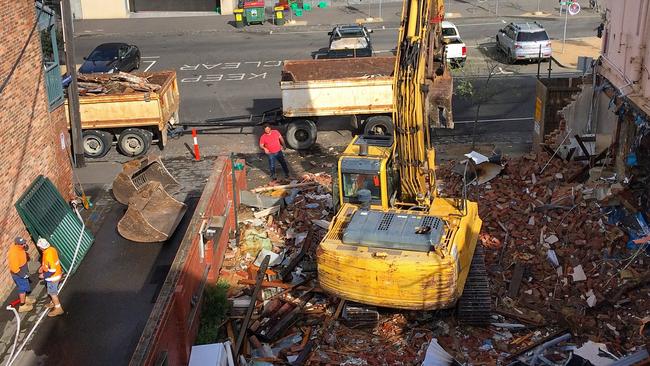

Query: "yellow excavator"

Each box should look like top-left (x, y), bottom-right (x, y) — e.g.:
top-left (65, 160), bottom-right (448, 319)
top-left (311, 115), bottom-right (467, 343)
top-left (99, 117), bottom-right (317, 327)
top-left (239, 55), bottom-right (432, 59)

top-left (316, 0), bottom-right (490, 323)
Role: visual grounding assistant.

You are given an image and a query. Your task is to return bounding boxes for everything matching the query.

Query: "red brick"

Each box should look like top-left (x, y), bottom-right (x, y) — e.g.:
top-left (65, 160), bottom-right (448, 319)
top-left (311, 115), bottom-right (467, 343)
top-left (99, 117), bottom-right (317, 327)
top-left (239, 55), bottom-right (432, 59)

top-left (0, 3), bottom-right (73, 299)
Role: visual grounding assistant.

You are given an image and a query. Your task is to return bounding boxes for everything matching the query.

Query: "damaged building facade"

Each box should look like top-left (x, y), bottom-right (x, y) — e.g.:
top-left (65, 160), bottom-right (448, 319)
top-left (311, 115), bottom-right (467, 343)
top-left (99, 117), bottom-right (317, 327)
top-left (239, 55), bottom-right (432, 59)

top-left (538, 0), bottom-right (650, 223)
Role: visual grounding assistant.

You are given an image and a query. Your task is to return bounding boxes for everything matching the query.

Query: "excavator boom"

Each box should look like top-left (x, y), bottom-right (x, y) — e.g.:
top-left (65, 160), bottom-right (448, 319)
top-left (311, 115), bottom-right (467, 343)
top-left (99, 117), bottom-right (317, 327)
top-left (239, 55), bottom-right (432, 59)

top-left (393, 0), bottom-right (451, 205)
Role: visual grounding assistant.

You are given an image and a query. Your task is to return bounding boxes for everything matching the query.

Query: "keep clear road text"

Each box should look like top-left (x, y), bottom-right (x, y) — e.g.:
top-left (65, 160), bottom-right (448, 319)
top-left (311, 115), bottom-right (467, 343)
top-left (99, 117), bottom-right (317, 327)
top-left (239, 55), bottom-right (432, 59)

top-left (178, 60), bottom-right (283, 83)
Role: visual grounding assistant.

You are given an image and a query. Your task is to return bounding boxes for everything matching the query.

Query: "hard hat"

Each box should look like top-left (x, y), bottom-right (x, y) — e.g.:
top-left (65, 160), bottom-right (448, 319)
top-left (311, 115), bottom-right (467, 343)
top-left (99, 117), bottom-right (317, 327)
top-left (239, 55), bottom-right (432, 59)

top-left (36, 238), bottom-right (50, 250)
top-left (14, 237), bottom-right (26, 245)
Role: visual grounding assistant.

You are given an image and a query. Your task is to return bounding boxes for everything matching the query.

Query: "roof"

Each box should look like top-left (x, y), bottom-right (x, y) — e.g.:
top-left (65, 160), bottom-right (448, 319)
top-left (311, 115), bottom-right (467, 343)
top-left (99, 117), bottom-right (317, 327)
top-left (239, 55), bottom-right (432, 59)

top-left (441, 21), bottom-right (456, 28)
top-left (95, 42), bottom-right (130, 49)
top-left (510, 22), bottom-right (546, 32)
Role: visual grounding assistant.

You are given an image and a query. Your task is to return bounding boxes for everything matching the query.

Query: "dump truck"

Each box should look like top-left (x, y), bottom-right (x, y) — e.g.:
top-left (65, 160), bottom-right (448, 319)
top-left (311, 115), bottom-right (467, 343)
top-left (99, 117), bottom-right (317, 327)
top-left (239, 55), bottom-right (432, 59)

top-left (65, 70), bottom-right (180, 158)
top-left (187, 57), bottom-right (395, 150)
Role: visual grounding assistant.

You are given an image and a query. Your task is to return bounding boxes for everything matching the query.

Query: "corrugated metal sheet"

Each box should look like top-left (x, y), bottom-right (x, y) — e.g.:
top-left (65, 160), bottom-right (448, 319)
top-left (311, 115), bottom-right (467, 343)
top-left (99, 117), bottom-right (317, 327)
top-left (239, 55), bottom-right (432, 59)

top-left (15, 176), bottom-right (94, 274)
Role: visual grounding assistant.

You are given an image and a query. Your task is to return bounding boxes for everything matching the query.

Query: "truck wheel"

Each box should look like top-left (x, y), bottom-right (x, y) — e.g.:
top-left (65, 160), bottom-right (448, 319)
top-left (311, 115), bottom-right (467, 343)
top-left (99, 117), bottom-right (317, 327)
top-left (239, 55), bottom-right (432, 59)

top-left (118, 128), bottom-right (151, 157)
top-left (363, 116), bottom-right (393, 136)
top-left (82, 130), bottom-right (112, 158)
top-left (286, 120), bottom-right (317, 150)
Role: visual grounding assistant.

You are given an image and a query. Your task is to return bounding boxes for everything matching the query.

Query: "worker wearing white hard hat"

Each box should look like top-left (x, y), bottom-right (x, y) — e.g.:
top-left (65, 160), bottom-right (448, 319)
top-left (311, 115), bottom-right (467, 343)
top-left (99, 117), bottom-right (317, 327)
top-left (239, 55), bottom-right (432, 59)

top-left (37, 238), bottom-right (64, 317)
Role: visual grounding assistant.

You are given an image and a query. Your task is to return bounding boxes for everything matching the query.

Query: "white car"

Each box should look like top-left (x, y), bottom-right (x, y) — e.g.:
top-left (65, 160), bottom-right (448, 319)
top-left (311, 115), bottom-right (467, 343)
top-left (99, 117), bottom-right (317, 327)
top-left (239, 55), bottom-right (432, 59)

top-left (442, 21), bottom-right (466, 67)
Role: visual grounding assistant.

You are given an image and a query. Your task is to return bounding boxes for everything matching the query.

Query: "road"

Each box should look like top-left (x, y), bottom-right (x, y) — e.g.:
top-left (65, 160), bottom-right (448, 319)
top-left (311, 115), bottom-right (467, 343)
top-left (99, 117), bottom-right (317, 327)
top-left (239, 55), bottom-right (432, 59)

top-left (72, 9), bottom-right (600, 158)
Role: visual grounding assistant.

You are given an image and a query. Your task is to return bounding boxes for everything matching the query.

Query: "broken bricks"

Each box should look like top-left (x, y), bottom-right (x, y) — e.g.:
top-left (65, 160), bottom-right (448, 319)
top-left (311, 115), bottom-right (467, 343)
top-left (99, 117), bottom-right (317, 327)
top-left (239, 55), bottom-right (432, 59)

top-left (218, 152), bottom-right (650, 365)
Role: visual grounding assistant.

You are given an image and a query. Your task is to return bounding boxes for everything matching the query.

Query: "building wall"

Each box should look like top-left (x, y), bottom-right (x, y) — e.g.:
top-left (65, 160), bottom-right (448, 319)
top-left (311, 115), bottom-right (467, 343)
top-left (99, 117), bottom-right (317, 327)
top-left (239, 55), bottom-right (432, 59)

top-left (79, 0), bottom-right (128, 18)
top-left (601, 0), bottom-right (650, 114)
top-left (0, 2), bottom-right (73, 299)
top-left (129, 157), bottom-right (246, 366)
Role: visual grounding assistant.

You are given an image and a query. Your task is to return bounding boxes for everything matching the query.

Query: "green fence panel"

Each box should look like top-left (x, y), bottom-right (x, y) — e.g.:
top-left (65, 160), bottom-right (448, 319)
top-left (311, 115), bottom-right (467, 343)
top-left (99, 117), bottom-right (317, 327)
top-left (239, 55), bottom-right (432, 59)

top-left (15, 176), bottom-right (95, 274)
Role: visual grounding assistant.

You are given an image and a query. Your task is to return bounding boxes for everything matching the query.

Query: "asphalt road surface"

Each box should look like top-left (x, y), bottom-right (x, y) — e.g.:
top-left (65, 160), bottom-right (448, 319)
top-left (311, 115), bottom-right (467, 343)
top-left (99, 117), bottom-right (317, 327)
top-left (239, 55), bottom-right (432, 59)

top-left (73, 12), bottom-right (600, 157)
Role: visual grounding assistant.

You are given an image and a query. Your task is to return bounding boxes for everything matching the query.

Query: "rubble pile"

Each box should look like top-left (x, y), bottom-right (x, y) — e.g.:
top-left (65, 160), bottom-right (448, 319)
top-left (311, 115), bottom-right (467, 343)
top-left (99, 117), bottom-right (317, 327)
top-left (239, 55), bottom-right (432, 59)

top-left (212, 153), bottom-right (649, 365)
top-left (75, 72), bottom-right (162, 95)
top-left (438, 151), bottom-right (650, 354)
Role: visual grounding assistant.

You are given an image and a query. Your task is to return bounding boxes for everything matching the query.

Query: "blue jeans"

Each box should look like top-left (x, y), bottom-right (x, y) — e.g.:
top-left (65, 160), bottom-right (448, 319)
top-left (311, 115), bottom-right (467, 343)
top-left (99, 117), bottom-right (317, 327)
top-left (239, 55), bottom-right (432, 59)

top-left (267, 151), bottom-right (289, 179)
top-left (12, 274), bottom-right (30, 294)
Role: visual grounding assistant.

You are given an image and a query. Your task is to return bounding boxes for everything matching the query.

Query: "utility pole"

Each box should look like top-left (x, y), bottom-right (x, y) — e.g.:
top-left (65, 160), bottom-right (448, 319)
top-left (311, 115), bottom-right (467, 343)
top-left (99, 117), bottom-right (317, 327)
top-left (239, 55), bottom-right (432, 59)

top-left (562, 2), bottom-right (569, 52)
top-left (60, 0), bottom-right (85, 168)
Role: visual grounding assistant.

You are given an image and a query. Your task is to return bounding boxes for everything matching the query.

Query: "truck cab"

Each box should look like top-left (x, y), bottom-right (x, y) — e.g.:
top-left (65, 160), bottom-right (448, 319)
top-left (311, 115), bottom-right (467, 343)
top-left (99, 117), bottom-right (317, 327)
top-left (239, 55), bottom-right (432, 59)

top-left (442, 21), bottom-right (466, 67)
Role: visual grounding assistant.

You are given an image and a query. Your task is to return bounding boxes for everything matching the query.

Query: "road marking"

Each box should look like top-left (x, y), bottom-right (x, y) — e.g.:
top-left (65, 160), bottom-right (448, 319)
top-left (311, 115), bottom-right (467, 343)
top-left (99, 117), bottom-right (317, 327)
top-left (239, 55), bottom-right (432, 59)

top-left (142, 60), bottom-right (157, 72)
top-left (455, 22), bottom-right (506, 26)
top-left (454, 117), bottom-right (533, 124)
top-left (494, 66), bottom-right (514, 75)
top-left (141, 56), bottom-right (160, 59)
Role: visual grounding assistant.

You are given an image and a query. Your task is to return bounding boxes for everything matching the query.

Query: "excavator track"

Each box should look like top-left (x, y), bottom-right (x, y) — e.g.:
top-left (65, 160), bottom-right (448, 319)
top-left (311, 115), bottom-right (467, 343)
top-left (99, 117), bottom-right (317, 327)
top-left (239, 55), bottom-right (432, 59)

top-left (457, 245), bottom-right (492, 325)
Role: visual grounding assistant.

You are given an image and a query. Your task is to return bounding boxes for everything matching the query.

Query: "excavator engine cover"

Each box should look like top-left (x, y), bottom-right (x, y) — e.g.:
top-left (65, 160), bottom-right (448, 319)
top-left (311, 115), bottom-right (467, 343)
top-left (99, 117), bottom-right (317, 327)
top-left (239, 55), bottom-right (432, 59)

top-left (112, 155), bottom-right (180, 205)
top-left (117, 181), bottom-right (187, 243)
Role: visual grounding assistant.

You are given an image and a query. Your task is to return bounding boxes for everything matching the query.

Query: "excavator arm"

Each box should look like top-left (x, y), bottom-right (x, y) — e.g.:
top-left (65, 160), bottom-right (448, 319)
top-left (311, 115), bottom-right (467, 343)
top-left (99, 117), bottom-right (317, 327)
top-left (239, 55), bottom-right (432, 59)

top-left (393, 0), bottom-right (451, 206)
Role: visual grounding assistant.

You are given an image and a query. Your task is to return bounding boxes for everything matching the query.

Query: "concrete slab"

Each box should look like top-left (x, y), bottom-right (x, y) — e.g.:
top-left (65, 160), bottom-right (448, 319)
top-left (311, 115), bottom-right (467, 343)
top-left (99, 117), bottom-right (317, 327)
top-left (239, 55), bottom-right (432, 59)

top-left (552, 36), bottom-right (601, 68)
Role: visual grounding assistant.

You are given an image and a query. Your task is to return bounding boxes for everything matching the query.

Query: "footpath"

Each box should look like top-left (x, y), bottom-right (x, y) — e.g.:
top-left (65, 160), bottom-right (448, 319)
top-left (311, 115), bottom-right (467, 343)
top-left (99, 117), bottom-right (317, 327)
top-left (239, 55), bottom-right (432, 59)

top-left (73, 0), bottom-right (602, 36)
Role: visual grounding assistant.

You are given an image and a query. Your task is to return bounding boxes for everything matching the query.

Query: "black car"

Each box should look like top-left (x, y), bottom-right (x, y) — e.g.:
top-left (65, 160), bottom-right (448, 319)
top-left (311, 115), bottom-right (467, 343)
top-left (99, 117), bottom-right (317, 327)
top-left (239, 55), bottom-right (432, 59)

top-left (326, 24), bottom-right (373, 58)
top-left (79, 43), bottom-right (141, 74)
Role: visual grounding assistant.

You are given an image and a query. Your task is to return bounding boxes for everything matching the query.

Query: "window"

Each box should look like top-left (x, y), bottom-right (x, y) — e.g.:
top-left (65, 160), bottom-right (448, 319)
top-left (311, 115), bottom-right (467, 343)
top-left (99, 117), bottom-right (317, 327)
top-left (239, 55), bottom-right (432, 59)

top-left (88, 47), bottom-right (118, 61)
top-left (342, 173), bottom-right (381, 202)
top-left (517, 31), bottom-right (549, 42)
top-left (442, 27), bottom-right (457, 37)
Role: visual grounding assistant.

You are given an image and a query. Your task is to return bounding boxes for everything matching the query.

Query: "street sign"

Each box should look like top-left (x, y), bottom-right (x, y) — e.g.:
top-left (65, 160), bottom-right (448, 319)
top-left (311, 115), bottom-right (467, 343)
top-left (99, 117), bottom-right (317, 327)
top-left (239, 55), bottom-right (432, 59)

top-left (568, 2), bottom-right (581, 15)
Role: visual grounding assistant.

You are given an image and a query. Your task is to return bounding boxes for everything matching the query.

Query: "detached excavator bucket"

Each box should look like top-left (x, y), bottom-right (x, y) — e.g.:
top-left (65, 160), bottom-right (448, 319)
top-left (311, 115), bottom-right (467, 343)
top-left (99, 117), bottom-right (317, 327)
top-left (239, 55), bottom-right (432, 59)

top-left (112, 155), bottom-right (180, 205)
top-left (117, 181), bottom-right (187, 243)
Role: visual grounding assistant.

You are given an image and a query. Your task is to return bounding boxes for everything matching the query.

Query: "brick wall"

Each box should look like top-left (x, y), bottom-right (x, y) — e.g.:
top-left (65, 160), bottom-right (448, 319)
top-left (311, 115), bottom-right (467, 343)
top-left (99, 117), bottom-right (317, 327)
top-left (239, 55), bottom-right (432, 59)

top-left (130, 157), bottom-right (246, 366)
top-left (0, 2), bottom-right (74, 299)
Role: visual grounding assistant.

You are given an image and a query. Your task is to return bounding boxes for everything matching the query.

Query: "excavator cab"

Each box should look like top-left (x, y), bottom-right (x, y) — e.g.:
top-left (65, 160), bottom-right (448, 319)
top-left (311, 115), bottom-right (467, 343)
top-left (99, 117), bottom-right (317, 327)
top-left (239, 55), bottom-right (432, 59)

top-left (336, 135), bottom-right (395, 210)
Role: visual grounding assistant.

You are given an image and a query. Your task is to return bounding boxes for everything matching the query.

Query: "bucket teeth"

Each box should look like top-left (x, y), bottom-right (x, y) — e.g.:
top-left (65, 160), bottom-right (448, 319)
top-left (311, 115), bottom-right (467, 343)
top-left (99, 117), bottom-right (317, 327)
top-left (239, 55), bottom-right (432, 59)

top-left (117, 181), bottom-right (187, 243)
top-left (113, 156), bottom-right (186, 243)
top-left (112, 155), bottom-right (180, 205)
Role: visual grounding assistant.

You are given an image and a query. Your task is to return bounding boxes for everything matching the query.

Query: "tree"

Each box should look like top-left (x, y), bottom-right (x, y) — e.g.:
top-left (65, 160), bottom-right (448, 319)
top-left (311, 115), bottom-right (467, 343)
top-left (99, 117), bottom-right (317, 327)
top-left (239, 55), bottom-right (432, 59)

top-left (451, 58), bottom-right (501, 149)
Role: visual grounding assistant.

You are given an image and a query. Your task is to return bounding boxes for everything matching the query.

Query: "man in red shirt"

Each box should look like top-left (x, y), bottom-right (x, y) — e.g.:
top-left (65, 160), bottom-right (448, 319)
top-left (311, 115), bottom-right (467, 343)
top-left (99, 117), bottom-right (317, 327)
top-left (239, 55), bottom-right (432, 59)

top-left (259, 124), bottom-right (290, 181)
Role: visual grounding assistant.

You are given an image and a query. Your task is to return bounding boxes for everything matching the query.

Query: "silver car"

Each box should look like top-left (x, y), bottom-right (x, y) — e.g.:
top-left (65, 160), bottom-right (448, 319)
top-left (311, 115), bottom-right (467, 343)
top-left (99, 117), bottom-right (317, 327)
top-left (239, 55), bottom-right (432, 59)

top-left (496, 22), bottom-right (552, 63)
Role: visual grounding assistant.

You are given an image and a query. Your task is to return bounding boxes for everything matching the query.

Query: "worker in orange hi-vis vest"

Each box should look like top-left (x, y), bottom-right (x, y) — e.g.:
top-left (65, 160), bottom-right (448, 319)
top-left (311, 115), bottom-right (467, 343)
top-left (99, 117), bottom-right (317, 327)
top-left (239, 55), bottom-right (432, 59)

top-left (7, 237), bottom-right (36, 312)
top-left (37, 238), bottom-right (64, 317)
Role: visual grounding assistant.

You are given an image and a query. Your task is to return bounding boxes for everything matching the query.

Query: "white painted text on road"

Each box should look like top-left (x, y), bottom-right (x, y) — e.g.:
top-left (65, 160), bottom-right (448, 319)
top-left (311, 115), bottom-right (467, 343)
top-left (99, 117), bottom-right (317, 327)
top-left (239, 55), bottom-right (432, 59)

top-left (181, 72), bottom-right (268, 83)
top-left (179, 61), bottom-right (282, 71)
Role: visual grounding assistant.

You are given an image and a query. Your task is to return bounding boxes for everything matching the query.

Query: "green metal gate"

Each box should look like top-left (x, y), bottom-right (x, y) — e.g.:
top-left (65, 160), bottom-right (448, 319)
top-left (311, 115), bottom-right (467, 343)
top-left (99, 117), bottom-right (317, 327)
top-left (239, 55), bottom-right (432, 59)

top-left (15, 176), bottom-right (94, 274)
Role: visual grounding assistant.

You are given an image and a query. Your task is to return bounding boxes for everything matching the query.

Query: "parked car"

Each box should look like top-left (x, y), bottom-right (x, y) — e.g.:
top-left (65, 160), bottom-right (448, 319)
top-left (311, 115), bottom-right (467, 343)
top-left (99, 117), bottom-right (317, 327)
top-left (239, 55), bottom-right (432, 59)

top-left (495, 22), bottom-right (551, 64)
top-left (79, 43), bottom-right (141, 74)
top-left (325, 24), bottom-right (373, 59)
top-left (442, 21), bottom-right (466, 67)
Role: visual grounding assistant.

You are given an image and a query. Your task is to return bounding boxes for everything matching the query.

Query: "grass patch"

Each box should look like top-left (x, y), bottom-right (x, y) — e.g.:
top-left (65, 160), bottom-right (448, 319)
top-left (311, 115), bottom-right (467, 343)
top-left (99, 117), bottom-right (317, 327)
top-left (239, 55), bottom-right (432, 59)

top-left (195, 281), bottom-right (230, 345)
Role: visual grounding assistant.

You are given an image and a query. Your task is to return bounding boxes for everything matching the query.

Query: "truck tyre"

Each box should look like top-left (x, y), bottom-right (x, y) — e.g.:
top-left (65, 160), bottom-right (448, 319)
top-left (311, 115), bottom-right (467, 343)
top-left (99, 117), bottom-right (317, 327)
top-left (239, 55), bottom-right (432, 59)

top-left (118, 128), bottom-right (151, 157)
top-left (286, 120), bottom-right (317, 150)
top-left (363, 115), bottom-right (393, 136)
top-left (82, 130), bottom-right (112, 158)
